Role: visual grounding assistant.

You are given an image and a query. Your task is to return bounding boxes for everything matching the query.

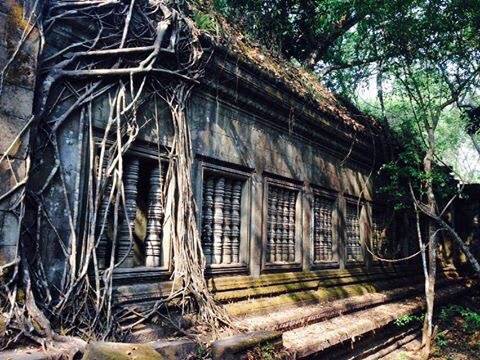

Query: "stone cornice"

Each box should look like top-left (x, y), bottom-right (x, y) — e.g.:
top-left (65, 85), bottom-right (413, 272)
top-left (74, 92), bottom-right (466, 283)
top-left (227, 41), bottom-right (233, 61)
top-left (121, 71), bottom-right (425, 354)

top-left (200, 45), bottom-right (384, 169)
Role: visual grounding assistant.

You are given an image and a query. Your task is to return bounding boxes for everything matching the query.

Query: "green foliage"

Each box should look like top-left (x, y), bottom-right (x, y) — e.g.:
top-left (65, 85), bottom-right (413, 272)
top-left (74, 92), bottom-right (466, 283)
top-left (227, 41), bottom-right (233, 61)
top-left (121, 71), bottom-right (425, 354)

top-left (394, 313), bottom-right (424, 327)
top-left (259, 343), bottom-right (276, 360)
top-left (376, 109), bottom-right (457, 212)
top-left (214, 0), bottom-right (480, 184)
top-left (195, 344), bottom-right (209, 359)
top-left (192, 10), bottom-right (218, 33)
top-left (440, 305), bottom-right (480, 333)
top-left (246, 342), bottom-right (279, 360)
top-left (436, 331), bottom-right (449, 349)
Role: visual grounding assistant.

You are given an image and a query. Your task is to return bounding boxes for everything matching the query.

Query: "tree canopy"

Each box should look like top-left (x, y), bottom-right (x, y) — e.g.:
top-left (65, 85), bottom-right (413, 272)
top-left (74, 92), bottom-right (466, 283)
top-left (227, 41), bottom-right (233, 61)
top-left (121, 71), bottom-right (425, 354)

top-left (213, 0), bottom-right (480, 182)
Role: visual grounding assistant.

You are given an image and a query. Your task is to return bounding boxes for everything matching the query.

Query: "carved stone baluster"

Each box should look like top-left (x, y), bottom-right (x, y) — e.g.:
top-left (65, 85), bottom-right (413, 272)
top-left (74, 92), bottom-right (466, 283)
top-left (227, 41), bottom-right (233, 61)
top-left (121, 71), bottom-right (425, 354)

top-left (202, 178), bottom-right (214, 264)
top-left (231, 180), bottom-right (241, 264)
top-left (322, 201), bottom-right (327, 258)
top-left (288, 191), bottom-right (296, 262)
top-left (268, 187), bottom-right (277, 263)
top-left (282, 190), bottom-right (289, 262)
top-left (318, 198), bottom-right (325, 260)
top-left (213, 177), bottom-right (225, 264)
top-left (118, 158), bottom-right (139, 268)
top-left (346, 205), bottom-right (362, 261)
top-left (312, 196), bottom-right (318, 261)
top-left (326, 200), bottom-right (333, 260)
top-left (222, 181), bottom-right (233, 264)
top-left (145, 165), bottom-right (163, 267)
top-left (346, 206), bottom-right (353, 261)
top-left (275, 188), bottom-right (283, 262)
top-left (354, 213), bottom-right (361, 260)
top-left (314, 198), bottom-right (321, 261)
top-left (97, 160), bottom-right (112, 269)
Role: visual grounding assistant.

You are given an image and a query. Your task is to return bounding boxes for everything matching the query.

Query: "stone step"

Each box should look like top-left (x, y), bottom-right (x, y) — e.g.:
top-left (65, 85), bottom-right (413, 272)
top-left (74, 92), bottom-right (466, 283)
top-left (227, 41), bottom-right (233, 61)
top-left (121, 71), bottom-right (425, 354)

top-left (224, 277), bottom-right (423, 317)
top-left (235, 283), bottom-right (425, 332)
top-left (281, 284), bottom-right (466, 358)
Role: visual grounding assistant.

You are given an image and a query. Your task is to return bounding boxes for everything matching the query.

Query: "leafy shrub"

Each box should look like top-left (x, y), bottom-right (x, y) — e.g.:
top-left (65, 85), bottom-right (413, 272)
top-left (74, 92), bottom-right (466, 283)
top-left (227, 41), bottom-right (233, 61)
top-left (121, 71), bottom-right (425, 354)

top-left (192, 11), bottom-right (218, 33)
top-left (436, 331), bottom-right (448, 348)
top-left (394, 313), bottom-right (424, 327)
top-left (439, 305), bottom-right (480, 333)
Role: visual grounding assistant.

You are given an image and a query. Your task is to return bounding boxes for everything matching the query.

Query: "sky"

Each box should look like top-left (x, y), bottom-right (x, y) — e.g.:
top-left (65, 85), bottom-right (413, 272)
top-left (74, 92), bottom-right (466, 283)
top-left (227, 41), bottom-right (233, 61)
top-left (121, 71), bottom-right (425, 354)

top-left (355, 75), bottom-right (480, 183)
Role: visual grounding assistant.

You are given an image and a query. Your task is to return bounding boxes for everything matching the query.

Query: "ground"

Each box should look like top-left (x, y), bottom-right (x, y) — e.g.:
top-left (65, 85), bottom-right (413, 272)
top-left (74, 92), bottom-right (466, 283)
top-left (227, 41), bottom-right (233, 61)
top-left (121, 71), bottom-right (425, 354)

top-left (388, 286), bottom-right (480, 360)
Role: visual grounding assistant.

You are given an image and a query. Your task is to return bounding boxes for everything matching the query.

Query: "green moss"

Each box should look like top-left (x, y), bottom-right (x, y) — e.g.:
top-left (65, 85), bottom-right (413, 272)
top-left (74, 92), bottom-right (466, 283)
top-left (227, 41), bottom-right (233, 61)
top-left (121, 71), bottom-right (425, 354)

top-left (225, 281), bottom-right (387, 316)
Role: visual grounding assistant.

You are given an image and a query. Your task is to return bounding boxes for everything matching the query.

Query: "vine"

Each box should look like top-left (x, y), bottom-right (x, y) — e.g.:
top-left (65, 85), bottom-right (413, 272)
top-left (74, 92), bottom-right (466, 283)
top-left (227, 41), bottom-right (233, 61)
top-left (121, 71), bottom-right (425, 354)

top-left (1, 0), bottom-right (230, 348)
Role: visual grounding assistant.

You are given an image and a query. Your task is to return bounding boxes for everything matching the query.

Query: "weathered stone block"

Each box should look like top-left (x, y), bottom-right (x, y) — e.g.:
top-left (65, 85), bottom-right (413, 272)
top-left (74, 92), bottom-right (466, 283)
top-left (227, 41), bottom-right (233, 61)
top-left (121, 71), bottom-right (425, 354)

top-left (0, 12), bottom-right (7, 47)
top-left (151, 339), bottom-right (197, 359)
top-left (0, 210), bottom-right (20, 245)
top-left (82, 342), bottom-right (164, 360)
top-left (210, 330), bottom-right (282, 360)
top-left (0, 112), bottom-right (29, 158)
top-left (0, 157), bottom-right (27, 206)
top-left (0, 244), bottom-right (17, 265)
top-left (0, 84), bottom-right (34, 119)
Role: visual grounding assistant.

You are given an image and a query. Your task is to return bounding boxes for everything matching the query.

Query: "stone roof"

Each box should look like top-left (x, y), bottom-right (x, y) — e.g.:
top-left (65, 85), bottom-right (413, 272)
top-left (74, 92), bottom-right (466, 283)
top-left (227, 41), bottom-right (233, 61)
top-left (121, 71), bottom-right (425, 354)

top-left (194, 4), bottom-right (380, 134)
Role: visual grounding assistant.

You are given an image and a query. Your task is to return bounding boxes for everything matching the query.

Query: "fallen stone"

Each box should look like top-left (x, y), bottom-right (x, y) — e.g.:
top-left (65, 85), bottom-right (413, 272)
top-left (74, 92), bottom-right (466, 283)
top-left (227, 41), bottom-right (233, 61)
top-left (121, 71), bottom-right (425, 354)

top-left (0, 336), bottom-right (85, 360)
top-left (150, 339), bottom-right (197, 359)
top-left (82, 342), bottom-right (164, 360)
top-left (210, 330), bottom-right (282, 360)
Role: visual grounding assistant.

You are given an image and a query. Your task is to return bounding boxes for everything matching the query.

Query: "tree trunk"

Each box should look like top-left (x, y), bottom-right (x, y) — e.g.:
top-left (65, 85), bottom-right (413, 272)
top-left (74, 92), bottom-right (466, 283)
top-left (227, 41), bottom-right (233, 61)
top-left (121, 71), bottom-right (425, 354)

top-left (421, 126), bottom-right (438, 357)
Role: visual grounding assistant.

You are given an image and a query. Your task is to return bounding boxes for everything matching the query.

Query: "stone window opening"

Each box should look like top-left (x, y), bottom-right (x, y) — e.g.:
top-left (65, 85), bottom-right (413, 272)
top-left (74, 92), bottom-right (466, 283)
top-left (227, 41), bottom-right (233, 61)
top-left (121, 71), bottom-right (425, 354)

top-left (267, 185), bottom-right (297, 264)
top-left (262, 177), bottom-right (303, 270)
top-left (199, 163), bottom-right (251, 273)
top-left (313, 194), bottom-right (336, 263)
top-left (95, 150), bottom-right (170, 270)
top-left (345, 202), bottom-right (363, 263)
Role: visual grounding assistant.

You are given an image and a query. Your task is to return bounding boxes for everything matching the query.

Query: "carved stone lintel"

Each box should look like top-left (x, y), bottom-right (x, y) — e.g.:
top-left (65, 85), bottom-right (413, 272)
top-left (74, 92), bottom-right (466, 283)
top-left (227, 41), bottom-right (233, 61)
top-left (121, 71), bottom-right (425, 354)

top-left (145, 165), bottom-right (164, 267)
top-left (117, 158), bottom-right (140, 268)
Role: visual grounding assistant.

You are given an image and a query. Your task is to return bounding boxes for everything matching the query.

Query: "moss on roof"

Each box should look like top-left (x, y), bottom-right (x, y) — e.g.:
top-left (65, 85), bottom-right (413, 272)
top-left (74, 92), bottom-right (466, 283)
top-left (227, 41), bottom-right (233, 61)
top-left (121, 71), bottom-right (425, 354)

top-left (191, 1), bottom-right (380, 133)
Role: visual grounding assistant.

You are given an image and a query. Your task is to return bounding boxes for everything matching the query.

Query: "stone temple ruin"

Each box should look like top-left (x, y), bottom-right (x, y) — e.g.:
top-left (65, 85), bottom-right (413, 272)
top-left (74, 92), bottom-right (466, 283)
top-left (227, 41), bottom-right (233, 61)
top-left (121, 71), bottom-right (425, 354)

top-left (0, 1), bottom-right (478, 358)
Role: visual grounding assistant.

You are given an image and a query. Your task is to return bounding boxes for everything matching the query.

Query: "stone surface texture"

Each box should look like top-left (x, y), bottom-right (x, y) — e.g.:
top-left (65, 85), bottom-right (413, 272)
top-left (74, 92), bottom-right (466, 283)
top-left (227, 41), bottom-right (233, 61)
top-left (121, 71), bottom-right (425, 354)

top-left (0, 0), bottom-right (39, 265)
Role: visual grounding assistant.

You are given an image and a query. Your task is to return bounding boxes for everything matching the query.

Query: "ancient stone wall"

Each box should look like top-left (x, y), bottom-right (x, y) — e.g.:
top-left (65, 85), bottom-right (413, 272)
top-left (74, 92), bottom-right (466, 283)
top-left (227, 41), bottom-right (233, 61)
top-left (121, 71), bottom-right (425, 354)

top-left (447, 184), bottom-right (480, 271)
top-left (0, 0), bottom-right (39, 265)
top-left (22, 17), bottom-right (396, 289)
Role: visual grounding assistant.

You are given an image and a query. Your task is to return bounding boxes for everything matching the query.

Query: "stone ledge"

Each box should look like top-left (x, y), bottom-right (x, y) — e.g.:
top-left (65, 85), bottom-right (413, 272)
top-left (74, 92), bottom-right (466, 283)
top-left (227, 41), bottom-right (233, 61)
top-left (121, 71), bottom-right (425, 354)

top-left (210, 330), bottom-right (282, 360)
top-left (282, 283), bottom-right (468, 358)
top-left (224, 277), bottom-right (421, 316)
top-left (234, 281), bottom-right (439, 332)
